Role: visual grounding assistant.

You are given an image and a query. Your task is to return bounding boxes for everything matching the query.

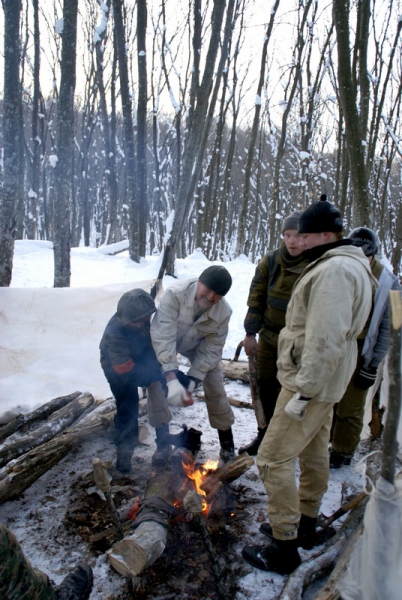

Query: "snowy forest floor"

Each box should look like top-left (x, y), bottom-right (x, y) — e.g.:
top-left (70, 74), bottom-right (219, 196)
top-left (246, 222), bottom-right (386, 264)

top-left (0, 376), bottom-right (368, 600)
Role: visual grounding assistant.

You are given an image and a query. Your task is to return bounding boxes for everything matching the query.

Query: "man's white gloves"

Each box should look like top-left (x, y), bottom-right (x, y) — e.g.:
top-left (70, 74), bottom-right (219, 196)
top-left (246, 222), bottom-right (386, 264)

top-left (284, 392), bottom-right (311, 421)
top-left (167, 378), bottom-right (194, 407)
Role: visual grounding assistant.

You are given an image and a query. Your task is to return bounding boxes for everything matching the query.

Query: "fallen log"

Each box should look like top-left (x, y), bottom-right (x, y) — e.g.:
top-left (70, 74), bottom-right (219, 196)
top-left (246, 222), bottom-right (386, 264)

top-left (107, 448), bottom-right (193, 577)
top-left (197, 394), bottom-right (253, 410)
top-left (0, 391), bottom-right (82, 443)
top-left (277, 495), bottom-right (369, 600)
top-left (0, 396), bottom-right (115, 505)
top-left (107, 450), bottom-right (255, 577)
top-left (0, 392), bottom-right (94, 468)
top-left (220, 359), bottom-right (249, 383)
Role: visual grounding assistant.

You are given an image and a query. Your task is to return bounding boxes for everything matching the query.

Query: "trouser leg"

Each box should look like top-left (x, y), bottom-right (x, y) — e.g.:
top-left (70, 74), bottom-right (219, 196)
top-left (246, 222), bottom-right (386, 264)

top-left (0, 523), bottom-right (55, 600)
top-left (202, 364), bottom-right (235, 430)
top-left (331, 381), bottom-right (368, 456)
top-left (106, 375), bottom-right (139, 452)
top-left (257, 336), bottom-right (281, 427)
top-left (146, 380), bottom-right (171, 428)
top-left (257, 387), bottom-right (335, 540)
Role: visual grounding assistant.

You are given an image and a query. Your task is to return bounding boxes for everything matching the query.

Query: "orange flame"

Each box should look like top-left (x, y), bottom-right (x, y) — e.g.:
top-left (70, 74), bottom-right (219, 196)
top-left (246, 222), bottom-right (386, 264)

top-left (182, 458), bottom-right (219, 513)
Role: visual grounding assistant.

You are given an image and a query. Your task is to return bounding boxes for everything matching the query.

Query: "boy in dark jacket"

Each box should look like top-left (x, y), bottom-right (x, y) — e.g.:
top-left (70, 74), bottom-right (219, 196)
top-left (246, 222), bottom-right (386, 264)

top-left (100, 289), bottom-right (167, 473)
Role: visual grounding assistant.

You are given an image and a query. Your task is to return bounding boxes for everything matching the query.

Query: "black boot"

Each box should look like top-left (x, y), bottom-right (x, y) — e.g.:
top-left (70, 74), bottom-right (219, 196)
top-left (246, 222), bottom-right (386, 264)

top-left (153, 425), bottom-right (171, 465)
top-left (115, 446), bottom-right (133, 473)
top-left (238, 427), bottom-right (267, 456)
top-left (260, 514), bottom-right (318, 550)
top-left (54, 563), bottom-right (93, 600)
top-left (330, 450), bottom-right (352, 469)
top-left (218, 427), bottom-right (235, 462)
top-left (242, 538), bottom-right (301, 574)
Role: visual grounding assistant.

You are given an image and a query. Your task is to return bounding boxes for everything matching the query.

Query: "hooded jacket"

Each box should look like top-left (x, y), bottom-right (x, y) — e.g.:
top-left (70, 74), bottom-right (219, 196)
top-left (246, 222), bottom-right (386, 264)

top-left (150, 279), bottom-right (232, 381)
top-left (277, 245), bottom-right (375, 402)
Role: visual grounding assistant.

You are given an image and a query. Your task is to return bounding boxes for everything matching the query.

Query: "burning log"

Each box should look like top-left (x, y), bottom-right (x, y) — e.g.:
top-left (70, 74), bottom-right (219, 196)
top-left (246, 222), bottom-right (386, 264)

top-left (0, 396), bottom-right (115, 505)
top-left (0, 391), bottom-right (82, 443)
top-left (107, 448), bottom-right (194, 577)
top-left (107, 451), bottom-right (255, 578)
top-left (201, 453), bottom-right (255, 495)
top-left (0, 392), bottom-right (95, 468)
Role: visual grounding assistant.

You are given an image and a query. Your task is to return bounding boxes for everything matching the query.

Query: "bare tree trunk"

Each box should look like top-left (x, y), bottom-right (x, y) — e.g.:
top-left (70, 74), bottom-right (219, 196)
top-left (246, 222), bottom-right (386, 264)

top-left (53, 0), bottom-right (78, 287)
top-left (137, 0), bottom-right (148, 257)
top-left (333, 0), bottom-right (370, 226)
top-left (237, 0), bottom-right (280, 255)
top-left (158, 0), bottom-right (234, 279)
top-left (0, 0), bottom-right (22, 287)
top-left (113, 0), bottom-right (139, 262)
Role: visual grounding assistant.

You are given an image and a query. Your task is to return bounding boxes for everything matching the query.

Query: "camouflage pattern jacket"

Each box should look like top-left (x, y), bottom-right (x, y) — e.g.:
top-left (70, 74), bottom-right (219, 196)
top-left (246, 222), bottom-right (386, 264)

top-left (244, 244), bottom-right (309, 345)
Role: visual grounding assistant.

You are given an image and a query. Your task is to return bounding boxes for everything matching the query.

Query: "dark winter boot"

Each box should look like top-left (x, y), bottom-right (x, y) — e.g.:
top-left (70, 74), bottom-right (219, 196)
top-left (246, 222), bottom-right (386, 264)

top-left (218, 427), bottom-right (235, 462)
top-left (242, 538), bottom-right (301, 574)
top-left (260, 514), bottom-right (325, 550)
top-left (115, 446), bottom-right (133, 473)
top-left (330, 450), bottom-right (352, 469)
top-left (152, 425), bottom-right (172, 465)
top-left (54, 563), bottom-right (93, 600)
top-left (238, 427), bottom-right (267, 456)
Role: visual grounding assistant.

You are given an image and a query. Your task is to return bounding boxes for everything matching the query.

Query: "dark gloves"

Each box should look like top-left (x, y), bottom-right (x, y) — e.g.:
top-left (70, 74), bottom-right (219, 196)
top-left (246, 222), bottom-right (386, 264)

top-left (176, 370), bottom-right (200, 392)
top-left (354, 366), bottom-right (378, 390)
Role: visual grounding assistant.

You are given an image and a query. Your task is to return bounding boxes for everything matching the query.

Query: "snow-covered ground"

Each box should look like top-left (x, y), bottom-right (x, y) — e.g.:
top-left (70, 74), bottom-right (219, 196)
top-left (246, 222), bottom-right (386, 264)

top-left (0, 241), bottom-right (386, 599)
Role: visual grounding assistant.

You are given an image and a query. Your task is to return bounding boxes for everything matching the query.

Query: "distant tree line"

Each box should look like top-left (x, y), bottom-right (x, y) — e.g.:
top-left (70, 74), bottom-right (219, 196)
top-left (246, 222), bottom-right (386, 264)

top-left (0, 0), bottom-right (401, 287)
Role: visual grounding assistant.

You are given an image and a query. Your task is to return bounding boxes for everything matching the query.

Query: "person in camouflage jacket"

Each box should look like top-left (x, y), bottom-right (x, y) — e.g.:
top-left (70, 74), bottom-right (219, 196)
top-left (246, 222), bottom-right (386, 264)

top-left (239, 211), bottom-right (310, 455)
top-left (0, 523), bottom-right (92, 599)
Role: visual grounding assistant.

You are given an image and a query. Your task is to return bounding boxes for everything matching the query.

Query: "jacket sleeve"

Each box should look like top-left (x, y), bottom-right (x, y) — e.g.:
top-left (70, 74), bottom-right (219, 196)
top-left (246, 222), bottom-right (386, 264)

top-left (104, 332), bottom-right (135, 375)
top-left (150, 288), bottom-right (181, 373)
top-left (367, 276), bottom-right (401, 369)
top-left (187, 314), bottom-right (231, 381)
top-left (243, 254), bottom-right (270, 334)
top-left (295, 265), bottom-right (361, 399)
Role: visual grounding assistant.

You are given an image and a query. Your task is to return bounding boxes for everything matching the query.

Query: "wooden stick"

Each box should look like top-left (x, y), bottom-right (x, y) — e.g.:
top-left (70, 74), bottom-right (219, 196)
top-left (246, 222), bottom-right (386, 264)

top-left (381, 290), bottom-right (402, 485)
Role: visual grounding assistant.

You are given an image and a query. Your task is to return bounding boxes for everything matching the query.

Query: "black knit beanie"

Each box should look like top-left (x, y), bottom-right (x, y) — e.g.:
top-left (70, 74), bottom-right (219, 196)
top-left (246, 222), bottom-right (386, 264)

top-left (348, 227), bottom-right (379, 257)
top-left (281, 210), bottom-right (303, 234)
top-left (298, 195), bottom-right (343, 234)
top-left (199, 266), bottom-right (232, 296)
top-left (117, 289), bottom-right (156, 322)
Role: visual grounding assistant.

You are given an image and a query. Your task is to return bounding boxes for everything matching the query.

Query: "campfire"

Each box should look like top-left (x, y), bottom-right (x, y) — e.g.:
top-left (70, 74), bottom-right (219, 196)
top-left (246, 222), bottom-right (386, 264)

top-left (107, 448), bottom-right (255, 578)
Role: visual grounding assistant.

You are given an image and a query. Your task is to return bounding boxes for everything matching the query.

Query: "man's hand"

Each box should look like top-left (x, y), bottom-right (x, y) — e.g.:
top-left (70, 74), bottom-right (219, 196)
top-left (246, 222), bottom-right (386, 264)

top-left (167, 378), bottom-right (194, 407)
top-left (243, 334), bottom-right (258, 356)
top-left (285, 392), bottom-right (311, 421)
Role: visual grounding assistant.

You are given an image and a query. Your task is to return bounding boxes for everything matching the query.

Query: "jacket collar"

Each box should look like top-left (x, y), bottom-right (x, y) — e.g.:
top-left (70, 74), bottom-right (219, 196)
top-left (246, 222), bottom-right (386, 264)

top-left (303, 238), bottom-right (352, 262)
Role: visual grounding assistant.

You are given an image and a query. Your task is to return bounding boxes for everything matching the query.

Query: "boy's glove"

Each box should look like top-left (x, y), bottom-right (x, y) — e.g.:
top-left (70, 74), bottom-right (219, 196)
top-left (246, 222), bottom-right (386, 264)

top-left (285, 392), bottom-right (311, 421)
top-left (167, 378), bottom-right (194, 407)
top-left (353, 366), bottom-right (377, 390)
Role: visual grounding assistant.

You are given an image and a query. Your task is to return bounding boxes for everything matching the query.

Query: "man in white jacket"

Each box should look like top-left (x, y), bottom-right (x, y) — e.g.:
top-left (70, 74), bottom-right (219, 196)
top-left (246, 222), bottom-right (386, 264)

top-left (150, 266), bottom-right (235, 461)
top-left (243, 196), bottom-right (375, 575)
